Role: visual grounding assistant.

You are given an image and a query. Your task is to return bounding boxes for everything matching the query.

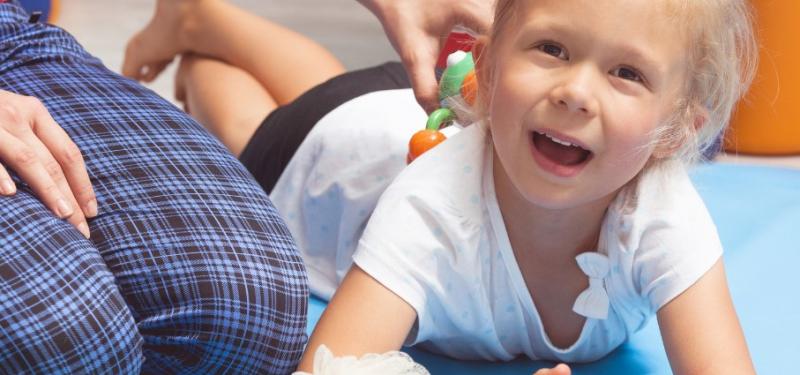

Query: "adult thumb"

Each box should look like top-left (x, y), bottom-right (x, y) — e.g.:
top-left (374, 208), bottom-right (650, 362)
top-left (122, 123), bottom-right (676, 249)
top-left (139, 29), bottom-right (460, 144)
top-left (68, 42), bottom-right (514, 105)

top-left (405, 55), bottom-right (440, 114)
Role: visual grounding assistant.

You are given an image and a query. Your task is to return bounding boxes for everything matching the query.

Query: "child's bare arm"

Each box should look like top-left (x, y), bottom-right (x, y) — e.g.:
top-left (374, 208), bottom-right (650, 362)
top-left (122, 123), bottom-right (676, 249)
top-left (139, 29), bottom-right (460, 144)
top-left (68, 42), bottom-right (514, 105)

top-left (298, 264), bottom-right (418, 372)
top-left (657, 259), bottom-right (755, 374)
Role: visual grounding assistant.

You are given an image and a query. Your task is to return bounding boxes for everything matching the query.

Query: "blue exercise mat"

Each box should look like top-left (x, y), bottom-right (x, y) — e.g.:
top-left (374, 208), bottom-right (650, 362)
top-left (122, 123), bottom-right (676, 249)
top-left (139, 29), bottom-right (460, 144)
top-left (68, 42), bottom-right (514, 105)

top-left (307, 162), bottom-right (800, 374)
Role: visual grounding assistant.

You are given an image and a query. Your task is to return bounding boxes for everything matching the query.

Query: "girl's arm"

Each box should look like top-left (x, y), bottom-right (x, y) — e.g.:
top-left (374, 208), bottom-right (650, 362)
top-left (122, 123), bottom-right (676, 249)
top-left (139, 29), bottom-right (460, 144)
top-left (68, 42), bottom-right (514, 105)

top-left (657, 259), bottom-right (756, 374)
top-left (297, 264), bottom-right (418, 372)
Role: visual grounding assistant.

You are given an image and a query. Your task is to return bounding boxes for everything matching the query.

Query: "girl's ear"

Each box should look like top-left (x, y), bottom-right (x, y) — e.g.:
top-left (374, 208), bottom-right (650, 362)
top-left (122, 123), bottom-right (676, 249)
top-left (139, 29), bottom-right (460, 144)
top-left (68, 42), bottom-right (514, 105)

top-left (692, 106), bottom-right (709, 132)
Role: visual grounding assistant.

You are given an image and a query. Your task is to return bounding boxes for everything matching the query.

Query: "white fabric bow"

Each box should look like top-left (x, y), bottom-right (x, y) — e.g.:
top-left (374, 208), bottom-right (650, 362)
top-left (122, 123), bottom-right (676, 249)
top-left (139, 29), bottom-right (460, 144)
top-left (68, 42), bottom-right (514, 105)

top-left (572, 252), bottom-right (611, 320)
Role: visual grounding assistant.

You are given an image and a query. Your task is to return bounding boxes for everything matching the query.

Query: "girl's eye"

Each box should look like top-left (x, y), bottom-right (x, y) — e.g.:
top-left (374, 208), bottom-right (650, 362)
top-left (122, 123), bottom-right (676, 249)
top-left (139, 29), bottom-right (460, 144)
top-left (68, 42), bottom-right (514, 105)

top-left (537, 43), bottom-right (568, 59)
top-left (612, 66), bottom-right (645, 83)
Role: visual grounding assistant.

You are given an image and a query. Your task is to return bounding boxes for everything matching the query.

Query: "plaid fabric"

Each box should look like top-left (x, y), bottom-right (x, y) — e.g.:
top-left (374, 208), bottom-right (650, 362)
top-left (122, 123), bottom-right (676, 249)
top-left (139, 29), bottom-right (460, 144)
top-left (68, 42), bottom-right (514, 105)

top-left (0, 3), bottom-right (308, 374)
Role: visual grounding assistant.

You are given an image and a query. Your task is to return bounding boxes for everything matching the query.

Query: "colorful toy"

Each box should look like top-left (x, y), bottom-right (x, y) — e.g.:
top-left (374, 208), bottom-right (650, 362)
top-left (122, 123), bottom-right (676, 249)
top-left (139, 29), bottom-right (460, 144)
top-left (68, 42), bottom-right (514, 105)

top-left (407, 51), bottom-right (478, 163)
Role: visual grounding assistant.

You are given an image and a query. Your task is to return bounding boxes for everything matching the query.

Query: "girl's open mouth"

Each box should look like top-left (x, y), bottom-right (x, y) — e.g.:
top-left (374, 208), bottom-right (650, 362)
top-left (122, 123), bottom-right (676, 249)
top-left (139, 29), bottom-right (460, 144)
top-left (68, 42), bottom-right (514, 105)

top-left (530, 131), bottom-right (593, 177)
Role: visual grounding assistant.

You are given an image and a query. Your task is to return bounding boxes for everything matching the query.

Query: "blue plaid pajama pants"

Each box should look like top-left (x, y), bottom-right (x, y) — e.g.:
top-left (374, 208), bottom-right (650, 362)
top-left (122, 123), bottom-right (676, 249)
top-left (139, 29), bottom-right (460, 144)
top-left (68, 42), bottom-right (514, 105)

top-left (0, 2), bottom-right (308, 374)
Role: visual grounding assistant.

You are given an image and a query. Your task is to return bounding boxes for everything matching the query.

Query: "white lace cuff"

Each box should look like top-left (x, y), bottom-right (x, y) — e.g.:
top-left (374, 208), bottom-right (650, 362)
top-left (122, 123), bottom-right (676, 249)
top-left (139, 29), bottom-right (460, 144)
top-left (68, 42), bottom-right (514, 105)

top-left (293, 345), bottom-right (430, 375)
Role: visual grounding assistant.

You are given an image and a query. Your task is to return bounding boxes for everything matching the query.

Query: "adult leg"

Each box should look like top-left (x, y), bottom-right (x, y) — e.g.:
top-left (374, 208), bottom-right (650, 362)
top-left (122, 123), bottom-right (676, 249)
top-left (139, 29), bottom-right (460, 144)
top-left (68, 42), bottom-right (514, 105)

top-left (175, 55), bottom-right (276, 157)
top-left (132, 0), bottom-right (346, 156)
top-left (0, 3), bottom-right (307, 374)
top-left (0, 194), bottom-right (142, 373)
top-left (125, 0), bottom-right (345, 104)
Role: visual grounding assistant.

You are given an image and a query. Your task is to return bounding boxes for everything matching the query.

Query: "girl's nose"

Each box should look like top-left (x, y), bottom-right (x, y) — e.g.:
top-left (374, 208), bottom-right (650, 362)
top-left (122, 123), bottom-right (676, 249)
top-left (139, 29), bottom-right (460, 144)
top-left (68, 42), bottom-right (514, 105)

top-left (549, 67), bottom-right (599, 117)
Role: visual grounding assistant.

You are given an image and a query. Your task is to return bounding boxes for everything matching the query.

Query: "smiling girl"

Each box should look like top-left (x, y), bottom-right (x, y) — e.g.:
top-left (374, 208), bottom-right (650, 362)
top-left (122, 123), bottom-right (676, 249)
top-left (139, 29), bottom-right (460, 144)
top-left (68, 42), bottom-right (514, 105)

top-left (294, 0), bottom-right (757, 372)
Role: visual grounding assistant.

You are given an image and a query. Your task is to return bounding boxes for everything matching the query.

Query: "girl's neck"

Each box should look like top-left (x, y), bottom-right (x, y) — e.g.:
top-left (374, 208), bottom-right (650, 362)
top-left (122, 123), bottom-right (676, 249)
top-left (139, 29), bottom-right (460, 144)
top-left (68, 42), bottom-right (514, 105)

top-left (492, 156), bottom-right (616, 265)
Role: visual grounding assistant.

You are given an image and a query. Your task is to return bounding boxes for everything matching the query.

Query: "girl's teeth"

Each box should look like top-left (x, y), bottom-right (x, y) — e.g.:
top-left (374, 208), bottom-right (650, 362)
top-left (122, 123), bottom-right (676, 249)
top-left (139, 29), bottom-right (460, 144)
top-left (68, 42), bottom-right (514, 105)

top-left (544, 133), bottom-right (573, 147)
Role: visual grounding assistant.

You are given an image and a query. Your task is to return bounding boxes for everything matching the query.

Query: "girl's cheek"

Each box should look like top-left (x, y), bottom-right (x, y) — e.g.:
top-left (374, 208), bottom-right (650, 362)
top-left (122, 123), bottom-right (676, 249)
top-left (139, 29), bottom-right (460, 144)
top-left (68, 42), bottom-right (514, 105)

top-left (608, 118), bottom-right (659, 156)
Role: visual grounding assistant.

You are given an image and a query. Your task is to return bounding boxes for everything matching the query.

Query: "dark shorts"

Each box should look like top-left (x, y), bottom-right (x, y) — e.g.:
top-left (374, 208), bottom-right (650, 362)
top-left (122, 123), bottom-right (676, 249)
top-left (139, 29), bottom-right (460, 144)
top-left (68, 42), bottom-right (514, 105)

top-left (239, 62), bottom-right (411, 194)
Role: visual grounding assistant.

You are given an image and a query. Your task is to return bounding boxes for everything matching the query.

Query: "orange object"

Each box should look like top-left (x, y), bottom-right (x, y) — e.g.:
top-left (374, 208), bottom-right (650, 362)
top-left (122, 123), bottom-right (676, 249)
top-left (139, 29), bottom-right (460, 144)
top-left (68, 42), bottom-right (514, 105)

top-left (49, 0), bottom-right (60, 23)
top-left (407, 129), bottom-right (447, 163)
top-left (461, 70), bottom-right (478, 107)
top-left (724, 1), bottom-right (800, 155)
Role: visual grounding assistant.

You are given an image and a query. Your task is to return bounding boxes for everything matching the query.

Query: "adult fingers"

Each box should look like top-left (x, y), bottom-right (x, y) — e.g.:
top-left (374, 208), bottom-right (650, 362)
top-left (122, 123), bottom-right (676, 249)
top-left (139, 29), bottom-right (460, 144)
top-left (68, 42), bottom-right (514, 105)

top-left (0, 127), bottom-right (89, 238)
top-left (0, 163), bottom-right (16, 195)
top-left (17, 130), bottom-right (90, 238)
top-left (399, 35), bottom-right (442, 114)
top-left (31, 105), bottom-right (97, 218)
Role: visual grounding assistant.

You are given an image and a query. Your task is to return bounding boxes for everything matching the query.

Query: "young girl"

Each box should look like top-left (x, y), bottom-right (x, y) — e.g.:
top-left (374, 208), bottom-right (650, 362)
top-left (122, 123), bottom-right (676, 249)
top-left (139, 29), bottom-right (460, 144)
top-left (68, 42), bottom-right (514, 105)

top-left (124, 0), bottom-right (758, 373)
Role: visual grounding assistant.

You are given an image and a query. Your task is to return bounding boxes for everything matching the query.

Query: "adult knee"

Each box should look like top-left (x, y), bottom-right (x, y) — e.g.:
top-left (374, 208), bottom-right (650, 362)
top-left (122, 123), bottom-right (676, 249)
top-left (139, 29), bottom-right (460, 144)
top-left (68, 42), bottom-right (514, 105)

top-left (0, 198), bottom-right (143, 374)
top-left (130, 206), bottom-right (309, 374)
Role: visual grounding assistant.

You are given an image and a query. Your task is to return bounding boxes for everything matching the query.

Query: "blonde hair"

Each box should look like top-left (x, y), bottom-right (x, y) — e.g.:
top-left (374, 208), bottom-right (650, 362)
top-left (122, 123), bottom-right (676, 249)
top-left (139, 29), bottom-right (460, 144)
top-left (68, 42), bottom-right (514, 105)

top-left (478, 0), bottom-right (759, 166)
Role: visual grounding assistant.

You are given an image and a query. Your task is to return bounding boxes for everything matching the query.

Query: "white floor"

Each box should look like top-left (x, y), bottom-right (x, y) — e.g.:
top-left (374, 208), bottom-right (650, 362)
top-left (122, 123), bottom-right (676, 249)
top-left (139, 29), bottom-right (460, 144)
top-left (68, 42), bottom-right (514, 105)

top-left (53, 0), bottom-right (800, 169)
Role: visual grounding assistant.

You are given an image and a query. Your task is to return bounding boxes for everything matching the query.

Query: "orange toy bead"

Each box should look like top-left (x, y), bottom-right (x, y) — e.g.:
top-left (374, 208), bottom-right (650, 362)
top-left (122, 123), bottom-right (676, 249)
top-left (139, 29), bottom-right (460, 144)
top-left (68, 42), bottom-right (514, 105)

top-left (461, 70), bottom-right (478, 107)
top-left (407, 129), bottom-right (447, 163)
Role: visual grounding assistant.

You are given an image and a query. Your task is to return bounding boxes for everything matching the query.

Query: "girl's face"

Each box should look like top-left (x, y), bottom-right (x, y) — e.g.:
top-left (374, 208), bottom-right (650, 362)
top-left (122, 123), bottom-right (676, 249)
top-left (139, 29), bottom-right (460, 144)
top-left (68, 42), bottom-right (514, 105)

top-left (484, 0), bottom-right (690, 210)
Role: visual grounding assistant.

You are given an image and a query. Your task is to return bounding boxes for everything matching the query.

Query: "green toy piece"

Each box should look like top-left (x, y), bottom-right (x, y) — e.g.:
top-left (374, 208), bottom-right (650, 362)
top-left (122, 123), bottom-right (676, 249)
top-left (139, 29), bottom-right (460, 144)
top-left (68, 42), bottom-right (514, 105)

top-left (438, 51), bottom-right (475, 103)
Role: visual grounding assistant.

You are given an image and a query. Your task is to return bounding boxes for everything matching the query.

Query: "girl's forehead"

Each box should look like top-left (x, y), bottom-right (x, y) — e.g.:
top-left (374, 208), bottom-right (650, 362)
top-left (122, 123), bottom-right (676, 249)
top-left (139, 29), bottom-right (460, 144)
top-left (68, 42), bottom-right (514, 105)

top-left (497, 0), bottom-right (691, 92)
top-left (513, 0), bottom-right (683, 37)
top-left (511, 0), bottom-right (688, 62)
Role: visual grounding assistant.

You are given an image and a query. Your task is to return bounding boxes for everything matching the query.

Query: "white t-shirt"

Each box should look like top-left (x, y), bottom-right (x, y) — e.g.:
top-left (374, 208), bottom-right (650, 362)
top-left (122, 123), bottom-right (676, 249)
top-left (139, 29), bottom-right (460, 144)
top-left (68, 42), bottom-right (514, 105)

top-left (271, 89), bottom-right (723, 362)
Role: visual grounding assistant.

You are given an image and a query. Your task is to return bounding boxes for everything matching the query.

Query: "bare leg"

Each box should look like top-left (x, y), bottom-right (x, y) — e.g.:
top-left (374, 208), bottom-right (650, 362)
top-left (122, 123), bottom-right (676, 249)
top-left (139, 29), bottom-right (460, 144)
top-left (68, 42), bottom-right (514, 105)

top-left (124, 0), bottom-right (345, 105)
top-left (175, 54), bottom-right (274, 157)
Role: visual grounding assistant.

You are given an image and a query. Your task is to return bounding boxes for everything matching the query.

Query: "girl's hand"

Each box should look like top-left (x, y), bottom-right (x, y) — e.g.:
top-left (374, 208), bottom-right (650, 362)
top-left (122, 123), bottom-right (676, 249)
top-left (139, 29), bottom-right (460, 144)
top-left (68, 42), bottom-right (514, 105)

top-left (0, 90), bottom-right (96, 238)
top-left (298, 265), bottom-right (417, 372)
top-left (533, 363), bottom-right (571, 375)
top-left (357, 0), bottom-right (492, 114)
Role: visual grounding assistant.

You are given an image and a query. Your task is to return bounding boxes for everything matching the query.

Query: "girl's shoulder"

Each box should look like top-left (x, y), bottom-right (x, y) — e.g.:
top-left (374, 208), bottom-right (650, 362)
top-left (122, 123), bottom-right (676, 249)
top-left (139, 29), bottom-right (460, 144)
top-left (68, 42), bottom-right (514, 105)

top-left (354, 121), bottom-right (494, 277)
top-left (611, 161), bottom-right (708, 222)
top-left (378, 122), bottom-right (491, 214)
top-left (604, 162), bottom-right (723, 314)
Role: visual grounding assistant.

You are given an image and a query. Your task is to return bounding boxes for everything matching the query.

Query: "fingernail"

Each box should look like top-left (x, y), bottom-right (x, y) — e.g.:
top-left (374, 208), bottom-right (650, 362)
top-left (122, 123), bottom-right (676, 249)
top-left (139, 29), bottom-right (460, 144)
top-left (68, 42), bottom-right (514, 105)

top-left (56, 198), bottom-right (73, 218)
top-left (1, 180), bottom-right (15, 195)
top-left (78, 222), bottom-right (90, 239)
top-left (84, 199), bottom-right (98, 217)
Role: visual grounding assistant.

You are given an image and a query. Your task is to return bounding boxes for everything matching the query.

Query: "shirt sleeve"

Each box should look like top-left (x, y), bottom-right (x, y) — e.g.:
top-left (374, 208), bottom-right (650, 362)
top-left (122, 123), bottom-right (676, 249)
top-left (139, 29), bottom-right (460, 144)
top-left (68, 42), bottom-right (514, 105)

top-left (352, 185), bottom-right (461, 345)
top-left (352, 122), bottom-right (489, 345)
top-left (630, 170), bottom-right (724, 313)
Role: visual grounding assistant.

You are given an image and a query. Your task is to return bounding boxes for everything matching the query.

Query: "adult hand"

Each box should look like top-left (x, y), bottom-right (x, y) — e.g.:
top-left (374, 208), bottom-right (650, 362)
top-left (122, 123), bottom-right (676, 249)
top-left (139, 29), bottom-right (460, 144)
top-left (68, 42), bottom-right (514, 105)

top-left (533, 363), bottom-right (571, 375)
top-left (0, 90), bottom-right (96, 238)
top-left (357, 0), bottom-right (493, 113)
